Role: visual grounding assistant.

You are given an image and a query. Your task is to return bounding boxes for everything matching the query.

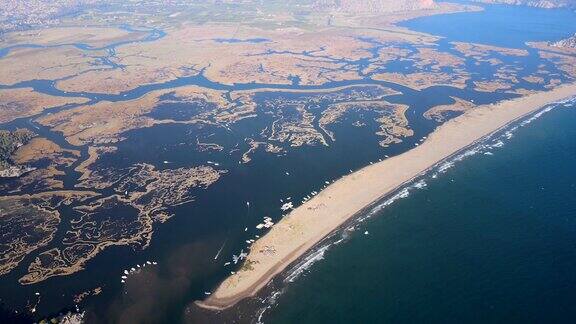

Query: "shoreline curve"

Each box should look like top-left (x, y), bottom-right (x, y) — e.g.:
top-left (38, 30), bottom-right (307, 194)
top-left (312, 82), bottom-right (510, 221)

top-left (197, 83), bottom-right (576, 310)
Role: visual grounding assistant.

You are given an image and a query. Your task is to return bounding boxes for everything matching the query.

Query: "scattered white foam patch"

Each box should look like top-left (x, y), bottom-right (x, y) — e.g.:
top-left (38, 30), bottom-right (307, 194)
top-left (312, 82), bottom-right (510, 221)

top-left (364, 179), bottom-right (429, 219)
top-left (491, 140), bottom-right (505, 148)
top-left (520, 105), bottom-right (554, 127)
top-left (284, 231), bottom-right (349, 284)
top-left (284, 245), bottom-right (330, 284)
top-left (256, 290), bottom-right (284, 324)
top-left (430, 97), bottom-right (576, 172)
top-left (434, 98), bottom-right (576, 176)
top-left (413, 180), bottom-right (427, 189)
top-left (253, 99), bottom-right (576, 323)
top-left (553, 96), bottom-right (576, 107)
top-left (437, 161), bottom-right (455, 173)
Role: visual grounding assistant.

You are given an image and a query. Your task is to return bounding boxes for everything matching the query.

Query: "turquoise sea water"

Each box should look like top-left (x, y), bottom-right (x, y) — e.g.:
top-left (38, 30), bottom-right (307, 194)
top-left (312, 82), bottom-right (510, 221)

top-left (262, 100), bottom-right (576, 323)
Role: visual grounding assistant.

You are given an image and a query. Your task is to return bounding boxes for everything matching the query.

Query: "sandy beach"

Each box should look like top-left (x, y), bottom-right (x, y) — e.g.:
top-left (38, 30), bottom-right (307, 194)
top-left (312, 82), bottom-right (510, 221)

top-left (198, 83), bottom-right (576, 310)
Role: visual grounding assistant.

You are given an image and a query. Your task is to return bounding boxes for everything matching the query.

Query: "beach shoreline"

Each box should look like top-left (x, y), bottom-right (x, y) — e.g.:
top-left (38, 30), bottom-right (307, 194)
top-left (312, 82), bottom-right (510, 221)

top-left (197, 83), bottom-right (576, 311)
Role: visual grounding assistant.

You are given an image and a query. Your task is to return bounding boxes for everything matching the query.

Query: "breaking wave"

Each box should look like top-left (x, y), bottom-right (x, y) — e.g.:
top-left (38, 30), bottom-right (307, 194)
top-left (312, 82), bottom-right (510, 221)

top-left (284, 245), bottom-right (330, 283)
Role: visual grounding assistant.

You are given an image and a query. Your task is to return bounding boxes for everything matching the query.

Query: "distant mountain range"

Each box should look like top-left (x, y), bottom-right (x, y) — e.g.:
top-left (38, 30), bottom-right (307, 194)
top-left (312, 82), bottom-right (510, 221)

top-left (474, 0), bottom-right (576, 8)
top-left (313, 0), bottom-right (436, 13)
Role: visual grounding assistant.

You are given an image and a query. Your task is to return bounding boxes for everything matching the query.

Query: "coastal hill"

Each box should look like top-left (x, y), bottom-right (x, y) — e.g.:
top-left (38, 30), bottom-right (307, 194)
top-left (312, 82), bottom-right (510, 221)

top-left (551, 33), bottom-right (576, 48)
top-left (313, 0), bottom-right (437, 13)
top-left (475, 0), bottom-right (576, 8)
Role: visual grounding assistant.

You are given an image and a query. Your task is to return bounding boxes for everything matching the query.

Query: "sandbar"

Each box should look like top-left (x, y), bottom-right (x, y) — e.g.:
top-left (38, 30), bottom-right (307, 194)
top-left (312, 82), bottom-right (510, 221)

top-left (198, 82), bottom-right (576, 310)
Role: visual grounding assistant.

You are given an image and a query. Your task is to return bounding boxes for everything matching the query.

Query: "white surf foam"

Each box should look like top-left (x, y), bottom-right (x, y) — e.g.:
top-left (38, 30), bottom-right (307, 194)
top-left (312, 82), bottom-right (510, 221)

top-left (284, 245), bottom-right (329, 283)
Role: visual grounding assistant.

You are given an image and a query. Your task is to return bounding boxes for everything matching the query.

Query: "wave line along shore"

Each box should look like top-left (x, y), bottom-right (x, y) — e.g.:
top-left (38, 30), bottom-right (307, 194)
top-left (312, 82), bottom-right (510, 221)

top-left (197, 83), bottom-right (576, 310)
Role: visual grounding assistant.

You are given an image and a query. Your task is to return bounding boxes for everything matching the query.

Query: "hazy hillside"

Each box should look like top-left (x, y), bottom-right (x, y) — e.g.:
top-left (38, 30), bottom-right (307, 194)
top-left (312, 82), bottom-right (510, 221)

top-left (475, 0), bottom-right (576, 8)
top-left (551, 33), bottom-right (576, 48)
top-left (313, 0), bottom-right (436, 13)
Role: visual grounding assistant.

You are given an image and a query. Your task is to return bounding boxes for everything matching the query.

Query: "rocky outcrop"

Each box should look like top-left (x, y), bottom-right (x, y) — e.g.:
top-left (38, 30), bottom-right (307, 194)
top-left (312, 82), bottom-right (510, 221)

top-left (314, 0), bottom-right (437, 13)
top-left (475, 0), bottom-right (576, 9)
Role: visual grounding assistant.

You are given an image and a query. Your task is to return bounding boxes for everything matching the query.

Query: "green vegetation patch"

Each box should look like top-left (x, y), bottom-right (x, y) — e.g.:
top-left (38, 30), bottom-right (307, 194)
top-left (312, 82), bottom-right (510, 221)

top-left (0, 128), bottom-right (35, 169)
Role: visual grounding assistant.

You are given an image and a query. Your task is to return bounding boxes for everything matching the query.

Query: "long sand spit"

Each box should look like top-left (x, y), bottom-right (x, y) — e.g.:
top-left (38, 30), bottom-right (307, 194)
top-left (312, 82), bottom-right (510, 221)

top-left (197, 83), bottom-right (576, 310)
